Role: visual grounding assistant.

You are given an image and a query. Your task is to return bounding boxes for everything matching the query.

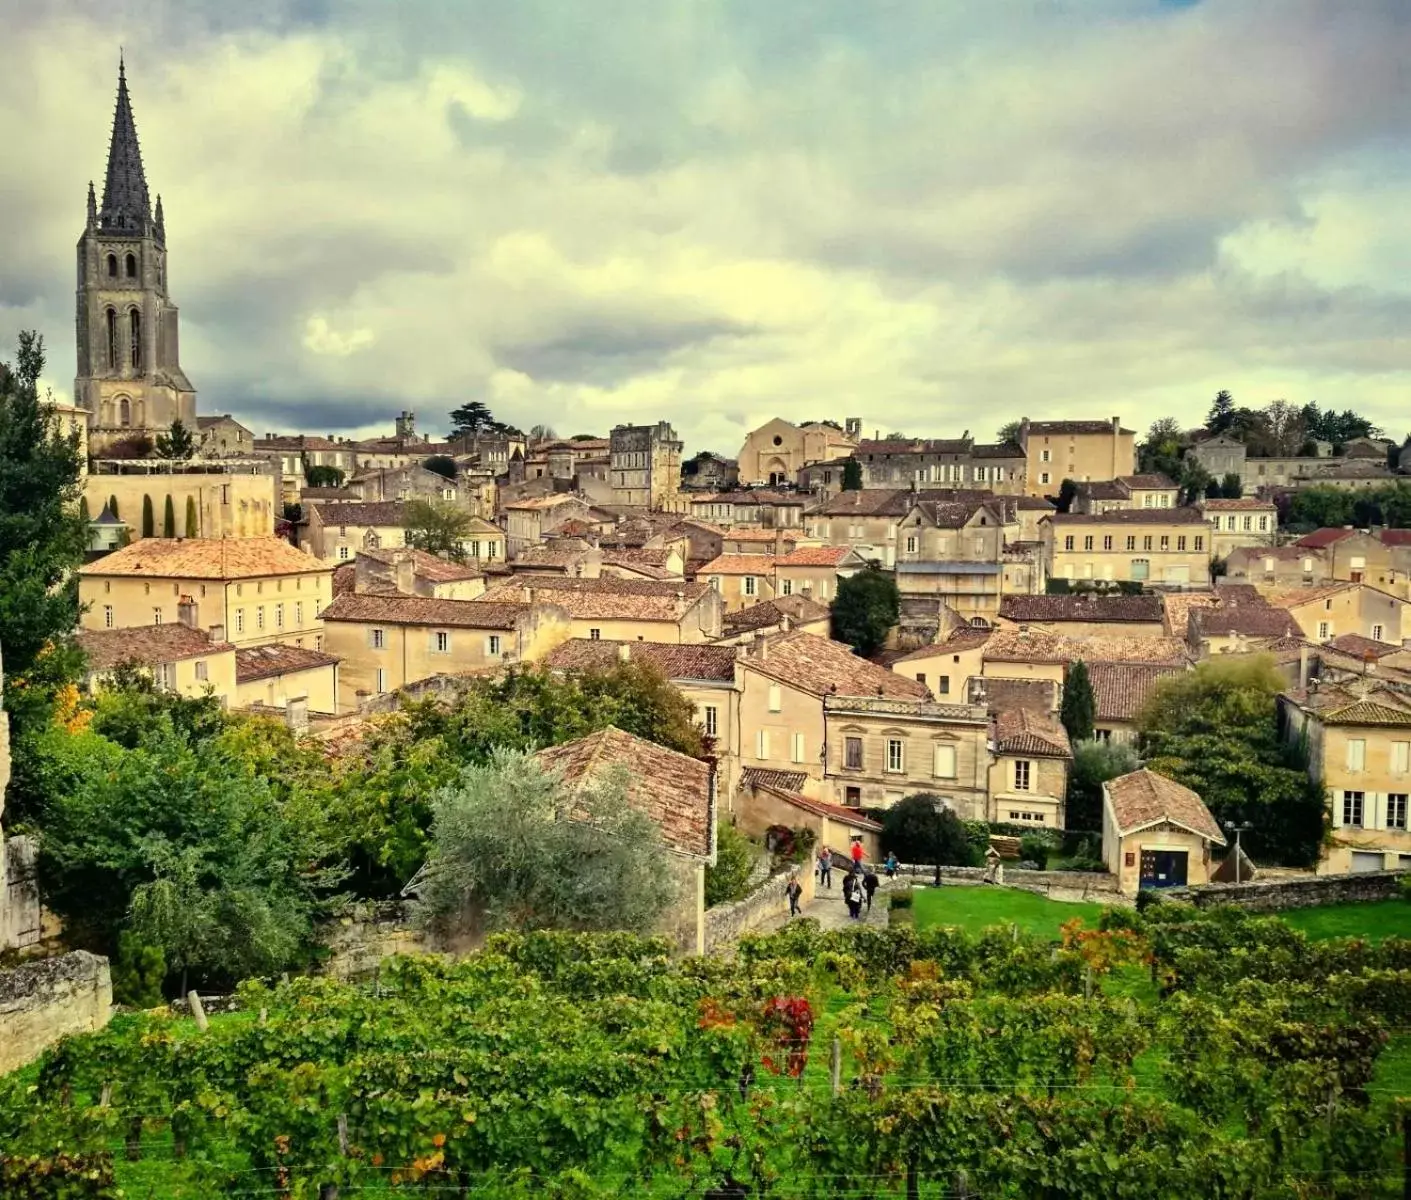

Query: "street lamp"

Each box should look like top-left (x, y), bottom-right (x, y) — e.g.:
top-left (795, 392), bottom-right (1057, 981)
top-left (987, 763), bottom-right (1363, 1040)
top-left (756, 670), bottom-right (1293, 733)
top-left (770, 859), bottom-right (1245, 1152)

top-left (1225, 821), bottom-right (1254, 884)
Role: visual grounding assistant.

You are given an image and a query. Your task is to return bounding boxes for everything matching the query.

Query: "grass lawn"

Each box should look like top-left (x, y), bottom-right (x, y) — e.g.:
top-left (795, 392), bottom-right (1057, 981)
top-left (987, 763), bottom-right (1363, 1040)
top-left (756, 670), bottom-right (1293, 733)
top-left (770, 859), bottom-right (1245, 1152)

top-left (911, 884), bottom-right (1107, 937)
top-left (1279, 898), bottom-right (1411, 942)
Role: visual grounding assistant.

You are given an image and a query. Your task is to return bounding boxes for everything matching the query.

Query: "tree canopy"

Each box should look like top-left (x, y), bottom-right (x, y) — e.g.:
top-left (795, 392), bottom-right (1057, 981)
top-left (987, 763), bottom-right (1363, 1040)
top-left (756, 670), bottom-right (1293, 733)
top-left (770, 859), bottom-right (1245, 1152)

top-left (153, 417), bottom-right (195, 460)
top-left (414, 749), bottom-right (677, 937)
top-left (877, 795), bottom-right (975, 866)
top-left (1065, 739), bottom-right (1139, 833)
top-left (421, 455), bottom-right (457, 480)
top-left (403, 498), bottom-right (475, 562)
top-left (830, 566), bottom-right (899, 656)
top-left (841, 459), bottom-right (863, 491)
top-left (304, 463), bottom-right (345, 488)
top-left (449, 401), bottom-right (515, 437)
top-left (1060, 661), bottom-right (1095, 743)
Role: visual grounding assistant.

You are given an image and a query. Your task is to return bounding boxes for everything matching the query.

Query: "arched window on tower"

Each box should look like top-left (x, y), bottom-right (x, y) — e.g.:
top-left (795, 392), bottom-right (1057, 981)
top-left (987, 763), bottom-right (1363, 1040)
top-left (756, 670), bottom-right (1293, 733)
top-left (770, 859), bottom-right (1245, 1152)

top-left (125, 253), bottom-right (137, 279)
top-left (105, 308), bottom-right (118, 370)
top-left (106, 254), bottom-right (117, 278)
top-left (129, 309), bottom-right (142, 371)
top-left (119, 397), bottom-right (131, 426)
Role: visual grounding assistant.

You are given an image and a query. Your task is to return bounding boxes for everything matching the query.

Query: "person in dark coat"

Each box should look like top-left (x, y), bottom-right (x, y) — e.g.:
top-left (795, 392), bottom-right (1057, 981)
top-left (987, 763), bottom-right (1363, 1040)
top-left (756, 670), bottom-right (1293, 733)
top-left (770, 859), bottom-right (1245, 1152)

top-left (862, 869), bottom-right (879, 912)
top-left (842, 871), bottom-right (862, 920)
top-left (785, 874), bottom-right (803, 917)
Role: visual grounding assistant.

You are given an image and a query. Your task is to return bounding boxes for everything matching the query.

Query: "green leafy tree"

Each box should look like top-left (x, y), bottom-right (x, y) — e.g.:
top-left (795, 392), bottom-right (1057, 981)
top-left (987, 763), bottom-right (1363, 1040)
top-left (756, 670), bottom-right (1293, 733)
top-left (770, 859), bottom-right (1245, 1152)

top-left (705, 822), bottom-right (758, 907)
top-left (1137, 656), bottom-right (1325, 865)
top-left (1138, 418), bottom-right (1185, 478)
top-left (162, 493), bottom-right (176, 537)
top-left (841, 459), bottom-right (863, 491)
top-left (88, 662), bottom-right (227, 749)
top-left (1220, 473), bottom-right (1243, 500)
top-left (997, 420), bottom-right (1022, 444)
top-left (153, 417), bottom-right (195, 460)
top-left (184, 495), bottom-right (198, 537)
top-left (1179, 461), bottom-right (1214, 505)
top-left (107, 493), bottom-right (119, 520)
top-left (1065, 739), bottom-right (1139, 832)
top-left (304, 463), bottom-right (345, 488)
top-left (449, 400), bottom-right (497, 437)
top-left (421, 455), bottom-right (457, 480)
top-left (1055, 478), bottom-right (1078, 512)
top-left (403, 498), bottom-right (474, 562)
top-left (79, 495), bottom-right (91, 525)
top-left (1206, 390), bottom-right (1236, 435)
top-left (878, 794), bottom-right (976, 867)
top-left (415, 749), bottom-right (677, 937)
top-left (1287, 486), bottom-right (1355, 533)
top-left (111, 931), bottom-right (167, 1008)
top-left (0, 331), bottom-right (89, 822)
top-left (1061, 661), bottom-right (1095, 743)
top-left (830, 566), bottom-right (899, 656)
top-left (141, 493), bottom-right (154, 537)
top-left (528, 424), bottom-right (558, 441)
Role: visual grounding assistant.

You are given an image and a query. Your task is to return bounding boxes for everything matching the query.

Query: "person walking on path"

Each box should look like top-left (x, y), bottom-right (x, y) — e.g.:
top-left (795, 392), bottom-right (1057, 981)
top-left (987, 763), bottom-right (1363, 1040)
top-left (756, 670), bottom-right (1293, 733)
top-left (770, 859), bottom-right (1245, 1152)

top-left (849, 839), bottom-right (865, 870)
top-left (817, 846), bottom-right (832, 889)
top-left (785, 874), bottom-right (803, 917)
top-left (842, 871), bottom-right (862, 920)
top-left (862, 868), bottom-right (879, 913)
top-left (884, 852), bottom-right (898, 879)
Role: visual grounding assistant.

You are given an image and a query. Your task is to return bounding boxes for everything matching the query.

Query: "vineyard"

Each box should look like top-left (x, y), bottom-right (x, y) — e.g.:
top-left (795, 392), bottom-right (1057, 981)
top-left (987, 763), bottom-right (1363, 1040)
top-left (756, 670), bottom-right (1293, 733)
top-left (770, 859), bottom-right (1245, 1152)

top-left (3, 907), bottom-right (1411, 1197)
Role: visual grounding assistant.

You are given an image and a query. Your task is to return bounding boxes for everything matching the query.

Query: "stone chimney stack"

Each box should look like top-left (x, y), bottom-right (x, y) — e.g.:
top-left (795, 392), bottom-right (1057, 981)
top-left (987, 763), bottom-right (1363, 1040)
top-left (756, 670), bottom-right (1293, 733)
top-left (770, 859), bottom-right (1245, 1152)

top-left (209, 624), bottom-right (226, 644)
top-left (177, 597), bottom-right (197, 628)
top-left (285, 696), bottom-right (309, 735)
top-left (1111, 416), bottom-right (1121, 434)
top-left (1298, 644), bottom-right (1310, 692)
top-left (617, 643), bottom-right (631, 663)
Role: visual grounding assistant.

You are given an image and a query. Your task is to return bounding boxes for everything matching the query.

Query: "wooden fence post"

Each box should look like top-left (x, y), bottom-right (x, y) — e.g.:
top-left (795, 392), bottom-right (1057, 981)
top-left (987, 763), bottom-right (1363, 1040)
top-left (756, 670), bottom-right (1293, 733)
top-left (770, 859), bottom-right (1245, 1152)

top-left (187, 990), bottom-right (209, 1032)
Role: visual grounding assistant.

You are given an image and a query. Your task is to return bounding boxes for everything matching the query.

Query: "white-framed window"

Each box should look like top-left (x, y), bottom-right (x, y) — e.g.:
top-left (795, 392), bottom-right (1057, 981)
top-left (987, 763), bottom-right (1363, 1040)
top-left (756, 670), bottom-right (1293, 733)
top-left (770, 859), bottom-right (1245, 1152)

top-left (375, 667), bottom-right (387, 694)
top-left (371, 628), bottom-right (386, 650)
top-left (434, 631), bottom-right (450, 653)
top-left (933, 743), bottom-right (956, 778)
top-left (1388, 794), bottom-right (1408, 831)
top-left (1343, 790), bottom-right (1364, 827)
top-left (791, 733), bottom-right (806, 763)
top-left (589, 628), bottom-right (601, 640)
top-left (296, 602), bottom-right (303, 625)
top-left (103, 605), bottom-right (114, 628)
top-left (1063, 535), bottom-right (1074, 551)
top-left (1258, 515), bottom-right (1269, 531)
top-left (768, 684), bottom-right (782, 712)
top-left (1394, 742), bottom-right (1410, 775)
top-left (256, 606), bottom-right (266, 630)
top-left (1040, 449), bottom-right (1051, 463)
top-left (1317, 621), bottom-right (1330, 640)
top-left (1372, 624), bottom-right (1384, 642)
top-left (886, 738), bottom-right (904, 773)
top-left (1347, 739), bottom-right (1366, 772)
top-left (906, 536), bottom-right (918, 554)
top-left (487, 635), bottom-right (501, 657)
top-left (703, 706), bottom-right (718, 738)
top-left (1040, 472), bottom-right (1050, 485)
top-left (153, 607), bottom-right (163, 625)
top-left (1014, 760), bottom-right (1032, 791)
top-left (756, 729), bottom-right (770, 758)
top-left (744, 576), bottom-right (757, 597)
top-left (338, 545), bottom-right (350, 561)
top-left (708, 576), bottom-right (721, 592)
top-left (195, 660), bottom-right (207, 681)
top-left (235, 609), bottom-right (245, 633)
top-left (275, 603), bottom-right (284, 629)
top-left (781, 578), bottom-right (793, 596)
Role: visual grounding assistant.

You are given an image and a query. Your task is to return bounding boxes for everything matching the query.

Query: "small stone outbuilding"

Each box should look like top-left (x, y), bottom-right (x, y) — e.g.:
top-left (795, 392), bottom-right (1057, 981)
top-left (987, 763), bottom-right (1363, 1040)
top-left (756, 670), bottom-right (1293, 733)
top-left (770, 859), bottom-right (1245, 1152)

top-left (1102, 769), bottom-right (1226, 896)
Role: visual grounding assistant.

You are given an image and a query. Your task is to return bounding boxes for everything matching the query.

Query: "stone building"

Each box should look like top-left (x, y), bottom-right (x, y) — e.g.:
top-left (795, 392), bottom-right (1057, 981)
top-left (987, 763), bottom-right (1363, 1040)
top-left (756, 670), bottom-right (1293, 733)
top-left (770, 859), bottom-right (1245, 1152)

top-left (737, 418), bottom-right (859, 487)
top-left (1184, 434), bottom-right (1247, 481)
top-left (1017, 418), bottom-right (1136, 495)
top-left (76, 59), bottom-right (196, 455)
top-left (1102, 769), bottom-right (1225, 894)
top-left (609, 422), bottom-right (683, 510)
top-left (851, 436), bottom-right (1027, 495)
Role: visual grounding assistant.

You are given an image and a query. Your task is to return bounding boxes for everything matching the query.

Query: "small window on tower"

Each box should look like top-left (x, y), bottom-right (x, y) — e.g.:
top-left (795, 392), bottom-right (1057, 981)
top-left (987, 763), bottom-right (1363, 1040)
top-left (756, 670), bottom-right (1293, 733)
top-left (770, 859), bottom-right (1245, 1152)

top-left (106, 254), bottom-right (117, 277)
top-left (125, 254), bottom-right (137, 278)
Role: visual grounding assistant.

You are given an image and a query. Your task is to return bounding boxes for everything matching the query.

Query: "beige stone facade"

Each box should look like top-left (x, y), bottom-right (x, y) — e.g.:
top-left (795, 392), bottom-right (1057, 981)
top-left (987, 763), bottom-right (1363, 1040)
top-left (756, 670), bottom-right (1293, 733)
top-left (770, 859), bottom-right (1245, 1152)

top-left (85, 464), bottom-right (278, 541)
top-left (1267, 582), bottom-right (1407, 645)
top-left (1101, 769), bottom-right (1225, 895)
top-left (609, 422), bottom-right (684, 510)
top-left (77, 624), bottom-right (238, 701)
top-left (737, 418), bottom-right (858, 487)
top-left (1018, 418), bottom-right (1136, 496)
top-left (1044, 509), bottom-right (1213, 587)
top-left (1197, 497), bottom-right (1278, 559)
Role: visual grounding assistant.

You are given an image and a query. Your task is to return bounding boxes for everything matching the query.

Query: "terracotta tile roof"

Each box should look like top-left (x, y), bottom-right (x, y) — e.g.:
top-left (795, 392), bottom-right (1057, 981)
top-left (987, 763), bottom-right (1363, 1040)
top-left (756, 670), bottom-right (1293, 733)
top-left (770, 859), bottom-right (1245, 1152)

top-left (602, 547), bottom-right (678, 569)
top-left (79, 624), bottom-right (234, 671)
top-left (993, 708), bottom-right (1072, 758)
top-left (255, 435), bottom-right (343, 451)
top-left (999, 594), bottom-right (1164, 624)
top-left (544, 638), bottom-right (738, 681)
top-left (1293, 528), bottom-right (1358, 549)
top-left (1328, 633), bottom-right (1402, 659)
top-left (503, 494), bottom-right (585, 511)
top-left (308, 501), bottom-right (410, 527)
top-left (751, 782), bottom-right (883, 833)
top-left (80, 537), bottom-right (328, 580)
top-left (812, 488), bottom-right (958, 517)
top-left (890, 627), bottom-right (992, 662)
top-left (723, 595), bottom-right (832, 633)
top-left (719, 526), bottom-right (786, 542)
top-left (535, 727), bottom-right (712, 858)
top-left (1026, 420), bottom-right (1133, 435)
top-left (359, 546), bottom-right (482, 582)
top-left (700, 553), bottom-right (777, 575)
top-left (856, 437), bottom-right (970, 456)
top-left (1199, 497), bottom-right (1277, 511)
top-left (235, 643), bottom-right (340, 683)
top-left (1284, 683), bottom-right (1411, 726)
top-left (907, 500), bottom-right (993, 529)
top-left (983, 627), bottom-right (1189, 666)
top-left (1118, 474), bottom-right (1178, 490)
top-left (1105, 769), bottom-right (1225, 843)
top-left (332, 563), bottom-right (356, 595)
top-left (481, 576), bottom-right (710, 622)
top-left (1189, 602), bottom-right (1300, 640)
top-left (1227, 544), bottom-right (1320, 566)
top-left (1048, 507), bottom-right (1209, 526)
top-left (971, 442), bottom-right (1026, 459)
top-left (975, 677), bottom-right (1057, 714)
top-left (743, 631), bottom-right (929, 700)
top-left (1015, 496), bottom-right (1057, 510)
top-left (1078, 481), bottom-right (1128, 501)
top-left (321, 593), bottom-right (532, 630)
top-left (1265, 582), bottom-right (1360, 610)
top-left (1379, 530), bottom-right (1411, 547)
top-left (301, 487), bottom-right (360, 501)
top-left (739, 768), bottom-right (811, 792)
top-left (1087, 662), bottom-right (1186, 722)
top-left (773, 546), bottom-right (856, 566)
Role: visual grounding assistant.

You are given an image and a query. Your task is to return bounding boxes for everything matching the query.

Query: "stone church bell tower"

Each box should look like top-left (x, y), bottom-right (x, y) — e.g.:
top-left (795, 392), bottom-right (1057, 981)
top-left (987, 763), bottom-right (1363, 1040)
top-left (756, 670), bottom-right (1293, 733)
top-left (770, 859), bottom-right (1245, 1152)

top-left (75, 56), bottom-right (196, 455)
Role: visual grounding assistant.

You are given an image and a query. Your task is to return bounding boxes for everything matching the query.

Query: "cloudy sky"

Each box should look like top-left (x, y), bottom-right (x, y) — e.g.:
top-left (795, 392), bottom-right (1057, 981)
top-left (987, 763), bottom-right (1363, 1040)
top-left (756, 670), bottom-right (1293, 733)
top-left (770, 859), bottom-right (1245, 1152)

top-left (2, 0), bottom-right (1408, 456)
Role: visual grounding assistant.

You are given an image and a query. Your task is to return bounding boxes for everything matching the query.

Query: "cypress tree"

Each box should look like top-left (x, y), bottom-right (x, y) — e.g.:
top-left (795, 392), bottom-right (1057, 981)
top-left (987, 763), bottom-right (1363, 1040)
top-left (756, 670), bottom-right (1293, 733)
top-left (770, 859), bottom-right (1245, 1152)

top-left (141, 493), bottom-right (154, 538)
top-left (79, 496), bottom-right (91, 524)
top-left (1061, 660), bottom-right (1096, 743)
top-left (163, 494), bottom-right (176, 537)
top-left (108, 494), bottom-right (120, 520)
top-left (185, 496), bottom-right (198, 537)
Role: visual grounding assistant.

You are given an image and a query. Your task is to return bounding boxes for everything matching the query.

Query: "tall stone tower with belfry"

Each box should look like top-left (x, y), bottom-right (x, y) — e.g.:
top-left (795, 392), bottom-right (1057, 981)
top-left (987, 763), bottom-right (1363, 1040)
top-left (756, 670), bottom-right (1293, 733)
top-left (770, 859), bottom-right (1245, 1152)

top-left (75, 56), bottom-right (196, 455)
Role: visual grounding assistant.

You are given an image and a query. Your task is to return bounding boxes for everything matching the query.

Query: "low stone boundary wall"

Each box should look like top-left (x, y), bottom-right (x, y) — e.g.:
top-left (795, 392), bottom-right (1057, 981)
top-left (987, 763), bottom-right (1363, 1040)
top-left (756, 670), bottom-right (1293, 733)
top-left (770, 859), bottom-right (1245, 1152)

top-left (889, 862), bottom-right (1121, 903)
top-left (0, 950), bottom-right (112, 1075)
top-left (322, 900), bottom-right (426, 979)
top-left (705, 863), bottom-right (815, 952)
top-left (1167, 869), bottom-right (1407, 913)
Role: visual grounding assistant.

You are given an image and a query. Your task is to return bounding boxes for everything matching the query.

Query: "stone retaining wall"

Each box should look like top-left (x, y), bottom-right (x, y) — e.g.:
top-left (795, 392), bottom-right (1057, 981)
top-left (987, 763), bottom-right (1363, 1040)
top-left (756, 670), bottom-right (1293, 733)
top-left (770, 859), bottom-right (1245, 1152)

top-left (890, 862), bottom-right (1121, 902)
top-left (0, 951), bottom-right (112, 1075)
top-left (1167, 869), bottom-right (1407, 913)
top-left (705, 863), bottom-right (815, 952)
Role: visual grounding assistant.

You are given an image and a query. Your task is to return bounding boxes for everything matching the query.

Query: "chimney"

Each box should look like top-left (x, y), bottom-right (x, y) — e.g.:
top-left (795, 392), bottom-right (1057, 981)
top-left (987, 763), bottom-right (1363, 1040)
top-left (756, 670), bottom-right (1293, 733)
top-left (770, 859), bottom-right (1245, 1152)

top-left (1298, 644), bottom-right (1309, 691)
top-left (209, 623), bottom-right (226, 644)
top-left (177, 597), bottom-right (197, 628)
top-left (1111, 416), bottom-right (1121, 433)
top-left (285, 696), bottom-right (309, 734)
top-left (774, 528), bottom-right (786, 556)
top-left (758, 637), bottom-right (768, 662)
top-left (394, 549), bottom-right (416, 596)
top-left (780, 614), bottom-right (792, 633)
top-left (617, 643), bottom-right (631, 663)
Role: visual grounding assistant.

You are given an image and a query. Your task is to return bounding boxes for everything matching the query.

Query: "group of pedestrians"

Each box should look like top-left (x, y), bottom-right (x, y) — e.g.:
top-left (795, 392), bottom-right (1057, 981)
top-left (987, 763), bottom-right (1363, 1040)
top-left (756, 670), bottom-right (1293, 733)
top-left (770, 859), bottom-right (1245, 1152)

top-left (784, 840), bottom-right (900, 921)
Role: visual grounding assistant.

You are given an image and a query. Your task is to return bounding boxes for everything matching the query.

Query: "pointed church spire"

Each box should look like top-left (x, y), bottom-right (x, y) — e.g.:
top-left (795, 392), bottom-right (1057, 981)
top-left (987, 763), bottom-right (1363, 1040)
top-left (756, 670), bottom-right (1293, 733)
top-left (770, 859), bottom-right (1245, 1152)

top-left (154, 193), bottom-right (165, 243)
top-left (99, 53), bottom-right (152, 234)
top-left (86, 180), bottom-right (97, 228)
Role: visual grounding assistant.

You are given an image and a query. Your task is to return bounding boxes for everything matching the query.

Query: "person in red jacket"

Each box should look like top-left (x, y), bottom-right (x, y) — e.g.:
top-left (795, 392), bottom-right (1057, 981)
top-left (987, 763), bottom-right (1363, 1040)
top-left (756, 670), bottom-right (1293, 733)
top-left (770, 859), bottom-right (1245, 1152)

top-left (849, 838), bottom-right (864, 869)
